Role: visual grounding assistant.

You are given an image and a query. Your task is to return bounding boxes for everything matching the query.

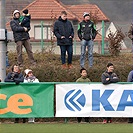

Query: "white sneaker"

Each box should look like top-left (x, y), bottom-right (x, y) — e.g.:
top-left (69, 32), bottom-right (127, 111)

top-left (28, 118), bottom-right (35, 123)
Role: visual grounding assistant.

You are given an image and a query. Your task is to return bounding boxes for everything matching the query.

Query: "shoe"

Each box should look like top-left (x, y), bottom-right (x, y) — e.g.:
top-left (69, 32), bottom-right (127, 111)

top-left (14, 118), bottom-right (19, 123)
top-left (23, 118), bottom-right (26, 123)
top-left (108, 120), bottom-right (112, 123)
top-left (28, 118), bottom-right (35, 123)
top-left (68, 64), bottom-right (73, 69)
top-left (128, 121), bottom-right (133, 123)
top-left (62, 64), bottom-right (67, 69)
top-left (102, 119), bottom-right (107, 124)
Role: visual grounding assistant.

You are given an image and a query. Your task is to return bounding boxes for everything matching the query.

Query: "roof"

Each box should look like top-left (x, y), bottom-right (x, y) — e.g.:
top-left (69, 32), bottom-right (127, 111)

top-left (6, 0), bottom-right (34, 17)
top-left (21, 0), bottom-right (109, 21)
top-left (67, 4), bottom-right (109, 22)
top-left (23, 0), bottom-right (77, 20)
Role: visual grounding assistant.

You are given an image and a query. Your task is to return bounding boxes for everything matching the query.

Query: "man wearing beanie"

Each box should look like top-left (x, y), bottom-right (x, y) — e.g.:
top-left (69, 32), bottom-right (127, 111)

top-left (10, 9), bottom-right (36, 67)
top-left (77, 12), bottom-right (97, 68)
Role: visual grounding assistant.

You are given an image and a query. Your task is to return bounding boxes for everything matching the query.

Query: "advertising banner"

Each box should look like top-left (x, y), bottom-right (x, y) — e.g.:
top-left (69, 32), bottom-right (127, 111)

top-left (56, 83), bottom-right (133, 117)
top-left (0, 83), bottom-right (54, 118)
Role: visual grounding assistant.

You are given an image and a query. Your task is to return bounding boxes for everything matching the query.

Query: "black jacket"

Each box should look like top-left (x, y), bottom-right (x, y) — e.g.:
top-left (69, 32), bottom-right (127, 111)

top-left (53, 16), bottom-right (74, 45)
top-left (77, 20), bottom-right (97, 41)
top-left (4, 72), bottom-right (24, 83)
top-left (101, 71), bottom-right (119, 85)
top-left (10, 18), bottom-right (30, 42)
top-left (21, 15), bottom-right (31, 31)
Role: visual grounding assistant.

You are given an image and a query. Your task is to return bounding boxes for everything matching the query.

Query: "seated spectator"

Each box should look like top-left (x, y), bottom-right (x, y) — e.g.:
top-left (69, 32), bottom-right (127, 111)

top-left (76, 68), bottom-right (91, 123)
top-left (4, 64), bottom-right (26, 123)
top-left (24, 69), bottom-right (39, 123)
top-left (101, 63), bottom-right (119, 124)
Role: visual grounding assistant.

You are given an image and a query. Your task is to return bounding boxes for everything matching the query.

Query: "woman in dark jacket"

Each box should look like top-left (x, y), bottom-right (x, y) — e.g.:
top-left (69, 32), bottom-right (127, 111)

top-left (4, 64), bottom-right (25, 123)
top-left (54, 11), bottom-right (74, 69)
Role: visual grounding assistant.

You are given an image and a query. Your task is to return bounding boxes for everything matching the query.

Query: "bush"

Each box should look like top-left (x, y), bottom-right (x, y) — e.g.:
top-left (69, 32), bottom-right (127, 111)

top-left (7, 52), bottom-right (132, 82)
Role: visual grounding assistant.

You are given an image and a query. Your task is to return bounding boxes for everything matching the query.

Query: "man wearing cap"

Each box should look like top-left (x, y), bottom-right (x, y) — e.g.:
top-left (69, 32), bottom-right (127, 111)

top-left (10, 10), bottom-right (36, 67)
top-left (77, 12), bottom-right (97, 68)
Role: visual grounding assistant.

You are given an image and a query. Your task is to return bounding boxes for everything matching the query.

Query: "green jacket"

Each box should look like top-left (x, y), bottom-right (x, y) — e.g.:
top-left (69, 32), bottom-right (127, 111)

top-left (76, 76), bottom-right (91, 82)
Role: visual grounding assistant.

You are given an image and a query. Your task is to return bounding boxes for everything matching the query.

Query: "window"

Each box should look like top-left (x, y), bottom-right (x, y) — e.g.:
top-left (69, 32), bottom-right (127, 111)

top-left (34, 25), bottom-right (52, 40)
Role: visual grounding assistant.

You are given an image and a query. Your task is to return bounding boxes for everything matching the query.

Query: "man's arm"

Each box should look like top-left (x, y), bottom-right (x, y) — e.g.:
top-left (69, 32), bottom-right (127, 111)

top-left (10, 20), bottom-right (26, 32)
top-left (53, 21), bottom-right (62, 39)
top-left (77, 23), bottom-right (82, 40)
top-left (110, 73), bottom-right (119, 83)
top-left (101, 73), bottom-right (111, 85)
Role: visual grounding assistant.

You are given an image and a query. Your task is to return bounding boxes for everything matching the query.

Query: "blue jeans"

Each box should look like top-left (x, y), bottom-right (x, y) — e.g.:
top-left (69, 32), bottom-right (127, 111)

top-left (60, 45), bottom-right (73, 64)
top-left (80, 39), bottom-right (94, 68)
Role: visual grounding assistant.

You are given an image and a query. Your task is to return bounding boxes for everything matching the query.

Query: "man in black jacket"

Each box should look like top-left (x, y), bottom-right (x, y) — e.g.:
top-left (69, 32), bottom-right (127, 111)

top-left (54, 11), bottom-right (74, 69)
top-left (10, 10), bottom-right (36, 67)
top-left (101, 62), bottom-right (119, 124)
top-left (77, 12), bottom-right (97, 68)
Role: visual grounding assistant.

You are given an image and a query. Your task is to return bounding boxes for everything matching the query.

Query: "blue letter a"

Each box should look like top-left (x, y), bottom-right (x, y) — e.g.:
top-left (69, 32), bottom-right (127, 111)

top-left (117, 90), bottom-right (133, 111)
top-left (92, 90), bottom-right (114, 111)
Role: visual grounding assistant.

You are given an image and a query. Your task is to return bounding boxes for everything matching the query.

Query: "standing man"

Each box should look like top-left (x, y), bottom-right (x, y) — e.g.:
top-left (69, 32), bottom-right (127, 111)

top-left (101, 63), bottom-right (119, 123)
top-left (77, 12), bottom-right (97, 68)
top-left (10, 10), bottom-right (36, 67)
top-left (54, 11), bottom-right (74, 69)
top-left (127, 67), bottom-right (133, 123)
top-left (128, 23), bottom-right (133, 52)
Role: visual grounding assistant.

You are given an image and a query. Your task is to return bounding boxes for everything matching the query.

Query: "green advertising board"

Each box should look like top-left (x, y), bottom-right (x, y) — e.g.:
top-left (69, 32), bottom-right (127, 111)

top-left (0, 83), bottom-right (54, 118)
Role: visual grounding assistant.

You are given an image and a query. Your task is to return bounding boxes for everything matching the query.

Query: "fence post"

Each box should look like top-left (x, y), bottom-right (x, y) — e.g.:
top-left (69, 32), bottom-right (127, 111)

top-left (102, 20), bottom-right (105, 55)
top-left (41, 21), bottom-right (44, 51)
top-left (74, 39), bottom-right (76, 55)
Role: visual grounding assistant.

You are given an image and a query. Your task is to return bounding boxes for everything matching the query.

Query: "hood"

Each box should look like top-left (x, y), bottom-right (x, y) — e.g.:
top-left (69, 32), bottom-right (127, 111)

top-left (58, 16), bottom-right (67, 22)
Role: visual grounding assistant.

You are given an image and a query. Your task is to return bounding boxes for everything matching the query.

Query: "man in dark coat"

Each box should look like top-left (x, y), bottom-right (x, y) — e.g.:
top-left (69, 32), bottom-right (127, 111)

top-left (10, 10), bottom-right (36, 67)
top-left (53, 11), bottom-right (74, 69)
top-left (101, 62), bottom-right (119, 124)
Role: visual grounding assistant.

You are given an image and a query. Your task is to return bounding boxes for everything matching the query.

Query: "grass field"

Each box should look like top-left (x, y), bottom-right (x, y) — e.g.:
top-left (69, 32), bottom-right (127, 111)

top-left (0, 123), bottom-right (133, 133)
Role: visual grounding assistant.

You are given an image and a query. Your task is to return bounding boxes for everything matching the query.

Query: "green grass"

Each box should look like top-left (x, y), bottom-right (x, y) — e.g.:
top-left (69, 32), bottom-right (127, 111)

top-left (0, 123), bottom-right (133, 133)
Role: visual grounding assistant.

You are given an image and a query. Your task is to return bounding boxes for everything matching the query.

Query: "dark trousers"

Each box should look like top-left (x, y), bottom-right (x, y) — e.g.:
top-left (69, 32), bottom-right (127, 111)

top-left (77, 117), bottom-right (90, 123)
top-left (128, 118), bottom-right (133, 123)
top-left (16, 40), bottom-right (35, 65)
top-left (15, 118), bottom-right (27, 123)
top-left (60, 45), bottom-right (73, 65)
